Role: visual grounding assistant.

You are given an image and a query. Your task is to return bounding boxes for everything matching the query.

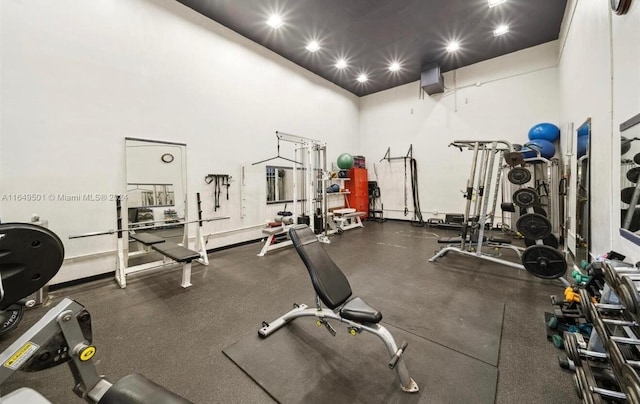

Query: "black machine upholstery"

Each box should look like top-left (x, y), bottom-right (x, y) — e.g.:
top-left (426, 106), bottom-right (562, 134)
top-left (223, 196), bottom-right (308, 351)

top-left (289, 225), bottom-right (382, 323)
top-left (98, 373), bottom-right (193, 404)
top-left (151, 243), bottom-right (200, 263)
top-left (130, 232), bottom-right (166, 246)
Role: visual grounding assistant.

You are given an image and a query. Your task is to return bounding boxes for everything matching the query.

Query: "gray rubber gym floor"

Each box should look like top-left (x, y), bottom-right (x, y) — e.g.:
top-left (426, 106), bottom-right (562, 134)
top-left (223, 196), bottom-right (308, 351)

top-left (0, 221), bottom-right (580, 403)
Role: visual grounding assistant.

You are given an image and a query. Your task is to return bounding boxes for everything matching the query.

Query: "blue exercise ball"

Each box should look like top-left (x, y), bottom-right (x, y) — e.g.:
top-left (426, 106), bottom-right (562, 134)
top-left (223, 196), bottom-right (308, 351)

top-left (522, 139), bottom-right (556, 159)
top-left (528, 122), bottom-right (560, 142)
top-left (577, 136), bottom-right (589, 158)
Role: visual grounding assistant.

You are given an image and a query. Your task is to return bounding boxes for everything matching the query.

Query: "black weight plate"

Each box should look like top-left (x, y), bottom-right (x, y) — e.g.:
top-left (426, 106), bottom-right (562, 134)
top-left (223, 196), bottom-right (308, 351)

top-left (635, 153), bottom-right (640, 166)
top-left (579, 288), bottom-right (593, 322)
top-left (621, 364), bottom-right (640, 404)
top-left (517, 213), bottom-right (552, 240)
top-left (617, 283), bottom-right (636, 315)
top-left (504, 151), bottom-right (524, 167)
top-left (507, 167), bottom-right (531, 185)
top-left (524, 234), bottom-right (559, 248)
top-left (513, 187), bottom-right (539, 208)
top-left (0, 223), bottom-right (64, 308)
top-left (521, 245), bottom-right (567, 279)
top-left (622, 187), bottom-right (639, 205)
top-left (564, 332), bottom-right (582, 366)
top-left (0, 304), bottom-right (25, 336)
top-left (620, 276), bottom-right (640, 315)
top-left (628, 167), bottom-right (640, 184)
top-left (519, 206), bottom-right (547, 217)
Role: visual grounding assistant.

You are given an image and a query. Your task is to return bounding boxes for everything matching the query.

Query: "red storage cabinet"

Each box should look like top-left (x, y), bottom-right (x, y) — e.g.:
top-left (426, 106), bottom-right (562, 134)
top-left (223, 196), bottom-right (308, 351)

top-left (346, 168), bottom-right (368, 218)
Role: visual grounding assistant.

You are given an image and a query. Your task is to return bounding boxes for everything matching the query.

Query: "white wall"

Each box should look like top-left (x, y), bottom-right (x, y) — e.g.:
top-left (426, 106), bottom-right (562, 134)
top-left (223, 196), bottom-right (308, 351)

top-left (359, 41), bottom-right (560, 221)
top-left (0, 0), bottom-right (359, 283)
top-left (558, 0), bottom-right (640, 263)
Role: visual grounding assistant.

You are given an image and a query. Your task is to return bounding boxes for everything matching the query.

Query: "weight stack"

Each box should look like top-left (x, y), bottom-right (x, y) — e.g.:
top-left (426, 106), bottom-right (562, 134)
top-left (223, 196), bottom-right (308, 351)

top-left (313, 215), bottom-right (324, 234)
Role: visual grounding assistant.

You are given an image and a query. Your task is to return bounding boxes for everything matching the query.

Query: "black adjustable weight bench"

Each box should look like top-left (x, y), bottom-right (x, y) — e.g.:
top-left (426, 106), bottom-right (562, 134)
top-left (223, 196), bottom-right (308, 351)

top-left (258, 224), bottom-right (419, 393)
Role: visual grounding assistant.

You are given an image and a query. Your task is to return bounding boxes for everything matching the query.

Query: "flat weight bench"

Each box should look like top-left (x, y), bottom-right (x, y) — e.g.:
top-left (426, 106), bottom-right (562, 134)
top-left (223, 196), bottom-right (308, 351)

top-left (257, 225), bottom-right (292, 256)
top-left (151, 242), bottom-right (201, 288)
top-left (258, 224), bottom-right (419, 393)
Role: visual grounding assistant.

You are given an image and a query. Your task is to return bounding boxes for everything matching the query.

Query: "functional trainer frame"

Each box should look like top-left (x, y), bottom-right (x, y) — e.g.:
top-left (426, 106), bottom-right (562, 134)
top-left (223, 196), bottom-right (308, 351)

top-left (258, 224), bottom-right (419, 393)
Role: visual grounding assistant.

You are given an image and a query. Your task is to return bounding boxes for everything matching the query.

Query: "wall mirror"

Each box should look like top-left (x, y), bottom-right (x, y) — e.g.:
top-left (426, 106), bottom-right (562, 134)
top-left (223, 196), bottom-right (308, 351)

top-left (266, 165), bottom-right (305, 204)
top-left (620, 113), bottom-right (640, 244)
top-left (575, 118), bottom-right (591, 265)
top-left (125, 138), bottom-right (187, 228)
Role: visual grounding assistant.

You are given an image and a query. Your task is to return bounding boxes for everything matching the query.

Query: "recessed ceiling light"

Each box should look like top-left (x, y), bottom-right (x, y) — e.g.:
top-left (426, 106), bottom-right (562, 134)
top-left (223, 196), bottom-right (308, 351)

top-left (446, 42), bottom-right (460, 52)
top-left (306, 41), bottom-right (320, 52)
top-left (266, 14), bottom-right (283, 29)
top-left (389, 61), bottom-right (401, 72)
top-left (356, 73), bottom-right (368, 83)
top-left (488, 0), bottom-right (506, 7)
top-left (493, 24), bottom-right (510, 36)
top-left (335, 59), bottom-right (348, 69)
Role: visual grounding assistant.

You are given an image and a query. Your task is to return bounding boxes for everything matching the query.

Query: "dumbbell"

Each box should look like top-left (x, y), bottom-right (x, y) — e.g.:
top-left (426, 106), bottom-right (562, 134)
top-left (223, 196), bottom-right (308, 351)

top-left (603, 261), bottom-right (640, 289)
top-left (617, 275), bottom-right (640, 315)
top-left (574, 363), bottom-right (627, 403)
top-left (565, 332), bottom-right (640, 370)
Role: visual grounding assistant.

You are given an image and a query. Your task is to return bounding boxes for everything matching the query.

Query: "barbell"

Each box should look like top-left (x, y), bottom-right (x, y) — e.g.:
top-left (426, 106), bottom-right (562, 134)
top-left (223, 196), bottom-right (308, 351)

top-left (69, 217), bottom-right (230, 239)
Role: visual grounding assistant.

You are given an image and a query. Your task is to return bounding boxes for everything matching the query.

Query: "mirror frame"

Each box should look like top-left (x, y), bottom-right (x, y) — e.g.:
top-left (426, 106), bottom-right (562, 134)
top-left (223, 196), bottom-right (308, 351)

top-left (619, 113), bottom-right (640, 245)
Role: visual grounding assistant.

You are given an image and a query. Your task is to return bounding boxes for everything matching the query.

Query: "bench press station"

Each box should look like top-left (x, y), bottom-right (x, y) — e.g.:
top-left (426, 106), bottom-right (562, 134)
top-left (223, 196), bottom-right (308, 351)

top-left (258, 224), bottom-right (419, 393)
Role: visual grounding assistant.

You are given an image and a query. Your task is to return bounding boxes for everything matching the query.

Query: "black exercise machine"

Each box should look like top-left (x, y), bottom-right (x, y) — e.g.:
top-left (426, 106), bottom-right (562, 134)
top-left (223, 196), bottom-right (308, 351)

top-left (0, 223), bottom-right (193, 403)
top-left (258, 224), bottom-right (419, 393)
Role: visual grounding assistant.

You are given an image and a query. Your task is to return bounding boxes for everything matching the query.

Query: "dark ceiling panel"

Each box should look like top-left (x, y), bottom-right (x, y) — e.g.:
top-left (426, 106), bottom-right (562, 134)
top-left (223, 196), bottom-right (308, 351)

top-left (176, 0), bottom-right (567, 96)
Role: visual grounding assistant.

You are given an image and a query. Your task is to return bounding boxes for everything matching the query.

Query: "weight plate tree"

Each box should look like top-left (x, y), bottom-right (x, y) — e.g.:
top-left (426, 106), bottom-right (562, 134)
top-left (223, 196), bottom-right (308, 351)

top-left (521, 245), bottom-right (567, 279)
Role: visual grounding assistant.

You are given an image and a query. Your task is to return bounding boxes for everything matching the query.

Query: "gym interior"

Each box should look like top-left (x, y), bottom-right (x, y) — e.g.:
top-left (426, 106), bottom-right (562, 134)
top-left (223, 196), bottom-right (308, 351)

top-left (1, 1), bottom-right (639, 403)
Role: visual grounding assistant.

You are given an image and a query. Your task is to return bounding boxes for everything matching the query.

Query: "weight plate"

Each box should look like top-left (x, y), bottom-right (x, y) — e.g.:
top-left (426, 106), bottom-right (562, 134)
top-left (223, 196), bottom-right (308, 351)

top-left (0, 223), bottom-right (65, 308)
top-left (575, 367), bottom-right (590, 402)
top-left (622, 187), bottom-right (639, 205)
top-left (572, 374), bottom-right (582, 399)
top-left (524, 234), bottom-right (559, 248)
top-left (504, 152), bottom-right (525, 167)
top-left (0, 304), bottom-right (25, 336)
top-left (521, 245), bottom-right (567, 279)
top-left (579, 288), bottom-right (592, 322)
top-left (635, 153), bottom-right (640, 166)
top-left (519, 206), bottom-right (547, 217)
top-left (621, 364), bottom-right (640, 404)
top-left (507, 167), bottom-right (531, 185)
top-left (513, 187), bottom-right (540, 208)
top-left (628, 167), bottom-right (640, 183)
top-left (617, 283), bottom-right (636, 316)
top-left (564, 332), bottom-right (582, 366)
top-left (620, 276), bottom-right (640, 315)
top-left (516, 213), bottom-right (552, 240)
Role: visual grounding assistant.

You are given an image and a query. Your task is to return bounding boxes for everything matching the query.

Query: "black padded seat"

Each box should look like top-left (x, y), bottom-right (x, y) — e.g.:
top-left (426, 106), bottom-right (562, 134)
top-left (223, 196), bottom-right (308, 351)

top-left (151, 243), bottom-right (200, 263)
top-left (98, 373), bottom-right (193, 404)
top-left (289, 225), bottom-right (352, 309)
top-left (340, 297), bottom-right (382, 324)
top-left (130, 232), bottom-right (166, 246)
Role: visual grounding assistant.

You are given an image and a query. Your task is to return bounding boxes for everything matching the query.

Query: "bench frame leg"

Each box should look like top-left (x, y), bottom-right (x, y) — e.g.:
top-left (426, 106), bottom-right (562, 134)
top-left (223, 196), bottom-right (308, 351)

top-left (181, 262), bottom-right (193, 288)
top-left (257, 234), bottom-right (293, 257)
top-left (258, 303), bottom-right (419, 393)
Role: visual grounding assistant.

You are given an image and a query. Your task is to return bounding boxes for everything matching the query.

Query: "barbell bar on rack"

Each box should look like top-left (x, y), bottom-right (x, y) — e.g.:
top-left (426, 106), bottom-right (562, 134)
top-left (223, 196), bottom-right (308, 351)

top-left (69, 217), bottom-right (230, 239)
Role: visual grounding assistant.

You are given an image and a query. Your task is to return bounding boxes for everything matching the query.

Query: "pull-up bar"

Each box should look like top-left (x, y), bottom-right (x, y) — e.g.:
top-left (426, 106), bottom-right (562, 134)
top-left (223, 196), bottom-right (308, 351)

top-left (380, 144), bottom-right (413, 162)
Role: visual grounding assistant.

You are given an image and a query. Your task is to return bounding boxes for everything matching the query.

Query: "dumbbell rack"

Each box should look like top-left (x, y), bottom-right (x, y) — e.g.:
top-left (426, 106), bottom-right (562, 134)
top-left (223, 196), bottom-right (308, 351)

top-left (563, 262), bottom-right (640, 402)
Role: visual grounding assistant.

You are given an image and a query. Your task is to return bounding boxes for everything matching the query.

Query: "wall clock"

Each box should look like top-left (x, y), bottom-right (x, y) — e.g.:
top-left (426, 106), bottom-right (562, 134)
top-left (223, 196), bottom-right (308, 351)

top-left (611, 0), bottom-right (632, 15)
top-left (161, 153), bottom-right (174, 163)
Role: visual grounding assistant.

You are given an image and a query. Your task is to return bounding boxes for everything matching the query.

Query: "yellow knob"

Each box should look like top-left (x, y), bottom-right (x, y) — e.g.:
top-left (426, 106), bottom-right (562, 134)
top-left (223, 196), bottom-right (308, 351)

top-left (79, 346), bottom-right (96, 361)
top-left (349, 329), bottom-right (356, 336)
top-left (316, 320), bottom-right (322, 327)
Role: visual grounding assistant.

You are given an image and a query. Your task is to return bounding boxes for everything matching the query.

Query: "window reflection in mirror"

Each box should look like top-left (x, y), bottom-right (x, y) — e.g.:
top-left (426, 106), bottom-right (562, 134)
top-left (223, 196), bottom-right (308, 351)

top-left (620, 114), bottom-right (640, 236)
top-left (266, 166), bottom-right (304, 204)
